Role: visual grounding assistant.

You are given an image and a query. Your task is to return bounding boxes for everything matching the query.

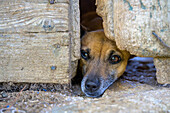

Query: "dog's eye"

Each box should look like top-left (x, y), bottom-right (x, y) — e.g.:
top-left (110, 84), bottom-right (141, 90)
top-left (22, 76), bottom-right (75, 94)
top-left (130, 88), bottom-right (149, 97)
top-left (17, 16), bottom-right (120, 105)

top-left (81, 50), bottom-right (90, 60)
top-left (109, 55), bottom-right (121, 64)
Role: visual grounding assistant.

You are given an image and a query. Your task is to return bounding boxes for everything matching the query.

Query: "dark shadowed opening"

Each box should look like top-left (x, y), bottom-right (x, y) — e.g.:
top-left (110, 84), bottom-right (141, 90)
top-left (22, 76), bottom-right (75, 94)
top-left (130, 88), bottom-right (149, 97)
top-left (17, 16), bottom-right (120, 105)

top-left (71, 0), bottom-right (97, 85)
top-left (80, 0), bottom-right (96, 37)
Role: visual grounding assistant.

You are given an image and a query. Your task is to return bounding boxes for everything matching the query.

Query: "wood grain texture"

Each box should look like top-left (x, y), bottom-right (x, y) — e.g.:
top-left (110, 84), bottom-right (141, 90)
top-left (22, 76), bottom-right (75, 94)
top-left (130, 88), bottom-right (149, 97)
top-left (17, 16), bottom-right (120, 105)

top-left (67, 0), bottom-right (80, 79)
top-left (69, 0), bottom-right (80, 61)
top-left (0, 0), bottom-right (69, 33)
top-left (0, 0), bottom-right (80, 83)
top-left (0, 33), bottom-right (70, 83)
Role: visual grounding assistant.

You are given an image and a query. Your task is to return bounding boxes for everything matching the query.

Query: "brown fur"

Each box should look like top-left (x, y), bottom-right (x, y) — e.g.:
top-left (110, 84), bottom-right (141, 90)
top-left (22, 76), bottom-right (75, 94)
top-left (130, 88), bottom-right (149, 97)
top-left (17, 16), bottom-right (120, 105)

top-left (80, 12), bottom-right (130, 97)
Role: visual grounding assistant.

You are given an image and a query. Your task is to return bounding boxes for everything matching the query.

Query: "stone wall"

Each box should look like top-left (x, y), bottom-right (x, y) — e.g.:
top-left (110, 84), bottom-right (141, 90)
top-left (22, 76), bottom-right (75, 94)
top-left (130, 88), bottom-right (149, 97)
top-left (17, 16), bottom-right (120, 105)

top-left (96, 0), bottom-right (170, 84)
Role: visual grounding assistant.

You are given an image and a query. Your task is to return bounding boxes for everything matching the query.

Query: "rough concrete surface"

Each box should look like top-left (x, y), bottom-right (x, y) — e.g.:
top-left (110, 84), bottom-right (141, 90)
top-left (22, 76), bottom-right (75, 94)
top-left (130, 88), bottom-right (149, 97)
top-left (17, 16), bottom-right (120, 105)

top-left (96, 0), bottom-right (170, 84)
top-left (0, 57), bottom-right (169, 113)
top-left (154, 58), bottom-right (170, 84)
top-left (97, 0), bottom-right (170, 57)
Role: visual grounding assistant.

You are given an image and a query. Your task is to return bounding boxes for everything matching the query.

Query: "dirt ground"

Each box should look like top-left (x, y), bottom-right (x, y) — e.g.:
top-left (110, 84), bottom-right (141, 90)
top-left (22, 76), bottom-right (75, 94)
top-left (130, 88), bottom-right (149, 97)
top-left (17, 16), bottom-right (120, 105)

top-left (0, 57), bottom-right (170, 113)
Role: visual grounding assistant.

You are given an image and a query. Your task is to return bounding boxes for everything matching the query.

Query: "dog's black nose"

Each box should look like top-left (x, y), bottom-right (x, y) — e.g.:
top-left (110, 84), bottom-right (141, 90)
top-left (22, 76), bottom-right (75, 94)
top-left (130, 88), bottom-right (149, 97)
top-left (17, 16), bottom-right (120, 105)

top-left (85, 78), bottom-right (100, 92)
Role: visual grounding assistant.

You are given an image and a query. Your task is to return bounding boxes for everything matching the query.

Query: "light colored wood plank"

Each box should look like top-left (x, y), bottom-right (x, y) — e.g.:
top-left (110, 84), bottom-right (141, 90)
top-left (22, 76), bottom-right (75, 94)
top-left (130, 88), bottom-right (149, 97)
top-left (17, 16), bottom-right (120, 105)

top-left (69, 0), bottom-right (80, 61)
top-left (0, 33), bottom-right (71, 83)
top-left (0, 0), bottom-right (80, 84)
top-left (0, 1), bottom-right (69, 33)
top-left (0, 0), bottom-right (69, 3)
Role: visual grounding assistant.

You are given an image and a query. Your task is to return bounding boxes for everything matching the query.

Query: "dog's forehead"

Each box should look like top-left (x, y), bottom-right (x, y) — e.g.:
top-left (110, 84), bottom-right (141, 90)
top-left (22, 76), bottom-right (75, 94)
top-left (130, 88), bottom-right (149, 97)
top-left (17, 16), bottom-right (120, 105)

top-left (81, 31), bottom-right (105, 44)
top-left (81, 31), bottom-right (117, 52)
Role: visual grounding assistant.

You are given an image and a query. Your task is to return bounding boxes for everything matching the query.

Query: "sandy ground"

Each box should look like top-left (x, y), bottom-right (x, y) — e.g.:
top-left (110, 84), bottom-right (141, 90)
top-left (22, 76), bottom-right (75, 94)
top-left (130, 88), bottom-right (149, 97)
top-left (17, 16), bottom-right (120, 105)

top-left (0, 57), bottom-right (170, 113)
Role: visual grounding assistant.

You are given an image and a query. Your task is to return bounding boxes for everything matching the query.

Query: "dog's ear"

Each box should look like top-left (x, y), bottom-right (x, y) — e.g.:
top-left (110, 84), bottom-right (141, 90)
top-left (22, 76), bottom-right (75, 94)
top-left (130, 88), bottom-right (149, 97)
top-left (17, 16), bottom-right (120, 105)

top-left (80, 24), bottom-right (88, 37)
top-left (80, 12), bottom-right (103, 33)
top-left (81, 24), bottom-right (88, 31)
top-left (80, 24), bottom-right (88, 34)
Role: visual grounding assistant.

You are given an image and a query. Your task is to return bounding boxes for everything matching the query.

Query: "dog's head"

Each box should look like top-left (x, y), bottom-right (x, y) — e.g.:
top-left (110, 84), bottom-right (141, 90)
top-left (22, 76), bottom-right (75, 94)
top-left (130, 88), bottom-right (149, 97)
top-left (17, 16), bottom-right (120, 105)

top-left (80, 31), bottom-right (130, 97)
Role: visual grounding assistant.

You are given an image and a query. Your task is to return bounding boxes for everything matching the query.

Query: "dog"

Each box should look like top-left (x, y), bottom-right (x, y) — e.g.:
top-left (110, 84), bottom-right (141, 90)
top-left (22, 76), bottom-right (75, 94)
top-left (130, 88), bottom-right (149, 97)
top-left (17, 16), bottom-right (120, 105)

top-left (80, 12), bottom-right (130, 98)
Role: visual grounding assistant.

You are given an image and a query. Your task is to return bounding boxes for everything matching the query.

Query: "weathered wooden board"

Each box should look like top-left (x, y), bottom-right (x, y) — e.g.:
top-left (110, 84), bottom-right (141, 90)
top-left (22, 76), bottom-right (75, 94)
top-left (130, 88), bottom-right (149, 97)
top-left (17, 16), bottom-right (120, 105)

top-left (0, 33), bottom-right (70, 83)
top-left (0, 0), bottom-right (80, 83)
top-left (0, 1), bottom-right (69, 33)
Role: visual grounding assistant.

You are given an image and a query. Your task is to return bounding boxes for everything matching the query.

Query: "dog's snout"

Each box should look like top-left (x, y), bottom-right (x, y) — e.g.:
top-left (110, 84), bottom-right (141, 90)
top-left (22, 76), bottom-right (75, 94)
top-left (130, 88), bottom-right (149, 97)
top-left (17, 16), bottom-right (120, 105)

top-left (85, 78), bottom-right (100, 92)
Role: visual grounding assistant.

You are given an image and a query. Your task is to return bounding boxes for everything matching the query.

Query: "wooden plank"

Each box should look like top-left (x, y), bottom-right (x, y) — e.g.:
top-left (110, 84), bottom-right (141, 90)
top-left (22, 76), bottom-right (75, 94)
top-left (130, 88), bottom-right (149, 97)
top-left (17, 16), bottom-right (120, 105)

top-left (0, 0), bottom-right (80, 84)
top-left (0, 33), bottom-right (71, 83)
top-left (0, 0), bottom-right (69, 3)
top-left (0, 1), bottom-right (69, 33)
top-left (62, 0), bottom-right (80, 79)
top-left (69, 0), bottom-right (80, 61)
